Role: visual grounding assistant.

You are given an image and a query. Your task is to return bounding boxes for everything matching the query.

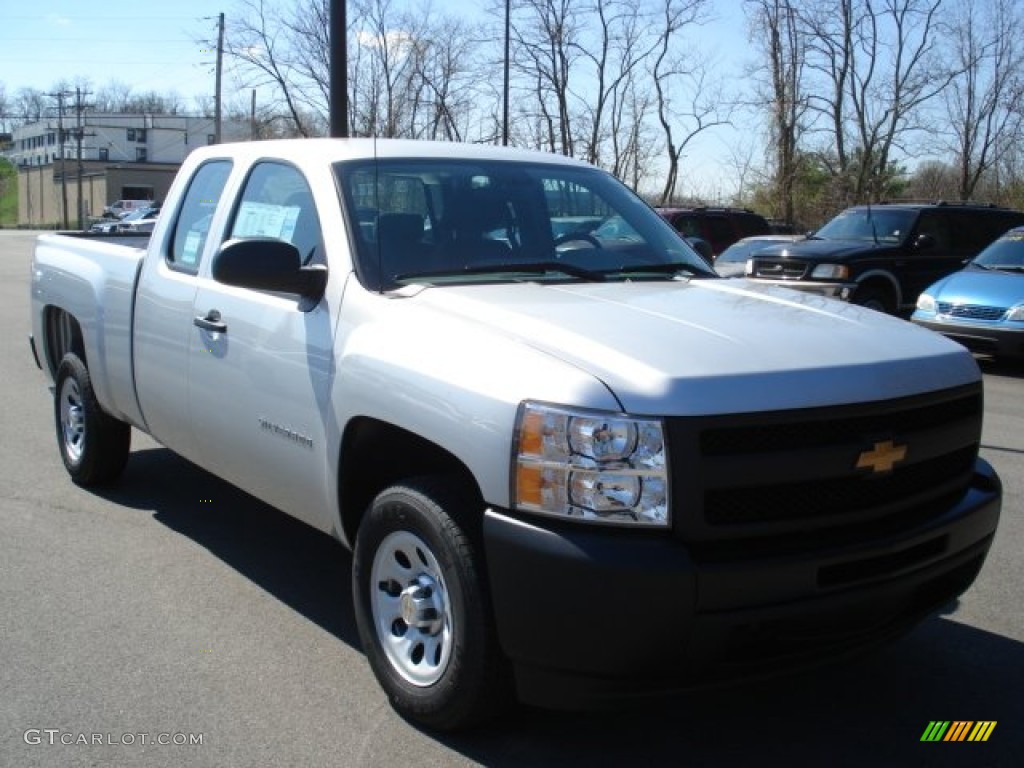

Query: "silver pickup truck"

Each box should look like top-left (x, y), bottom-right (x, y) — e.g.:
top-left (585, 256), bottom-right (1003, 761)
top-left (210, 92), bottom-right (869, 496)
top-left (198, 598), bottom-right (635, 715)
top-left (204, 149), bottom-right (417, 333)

top-left (30, 138), bottom-right (1001, 730)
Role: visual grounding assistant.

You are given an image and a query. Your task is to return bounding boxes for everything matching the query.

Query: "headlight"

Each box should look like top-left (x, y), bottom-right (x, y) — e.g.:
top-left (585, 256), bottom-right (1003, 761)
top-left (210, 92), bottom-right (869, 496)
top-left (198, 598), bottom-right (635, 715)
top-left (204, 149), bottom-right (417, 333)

top-left (744, 258), bottom-right (754, 276)
top-left (1007, 304), bottom-right (1024, 322)
top-left (513, 402), bottom-right (668, 527)
top-left (811, 264), bottom-right (849, 280)
top-left (916, 293), bottom-right (937, 313)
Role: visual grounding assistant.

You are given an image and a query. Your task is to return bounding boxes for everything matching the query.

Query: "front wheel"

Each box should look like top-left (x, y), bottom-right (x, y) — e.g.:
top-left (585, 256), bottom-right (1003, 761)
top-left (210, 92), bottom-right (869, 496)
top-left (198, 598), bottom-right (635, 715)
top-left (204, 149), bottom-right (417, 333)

top-left (852, 284), bottom-right (896, 314)
top-left (352, 477), bottom-right (509, 730)
top-left (54, 354), bottom-right (131, 486)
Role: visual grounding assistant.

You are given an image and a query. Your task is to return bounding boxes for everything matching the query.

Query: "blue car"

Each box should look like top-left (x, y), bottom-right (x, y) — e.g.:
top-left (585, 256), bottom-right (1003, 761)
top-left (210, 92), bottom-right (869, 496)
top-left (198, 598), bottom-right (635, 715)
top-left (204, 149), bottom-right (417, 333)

top-left (912, 226), bottom-right (1024, 360)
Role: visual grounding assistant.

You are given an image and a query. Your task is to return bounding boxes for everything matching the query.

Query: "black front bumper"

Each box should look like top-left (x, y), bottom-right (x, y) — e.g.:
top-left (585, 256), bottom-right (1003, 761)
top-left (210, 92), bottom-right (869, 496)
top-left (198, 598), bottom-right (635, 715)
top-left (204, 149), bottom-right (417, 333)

top-left (483, 459), bottom-right (1000, 710)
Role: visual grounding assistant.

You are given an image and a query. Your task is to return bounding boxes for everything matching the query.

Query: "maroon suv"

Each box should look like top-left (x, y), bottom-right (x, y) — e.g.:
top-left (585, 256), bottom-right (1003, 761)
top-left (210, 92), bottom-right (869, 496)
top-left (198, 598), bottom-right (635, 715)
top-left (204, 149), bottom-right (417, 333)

top-left (657, 206), bottom-right (771, 256)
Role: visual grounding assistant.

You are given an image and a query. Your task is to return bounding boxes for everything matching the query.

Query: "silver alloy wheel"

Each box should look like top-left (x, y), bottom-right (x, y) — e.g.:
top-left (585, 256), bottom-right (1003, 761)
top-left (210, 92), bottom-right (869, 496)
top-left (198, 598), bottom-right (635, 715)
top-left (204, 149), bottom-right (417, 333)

top-left (59, 376), bottom-right (86, 464)
top-left (369, 530), bottom-right (453, 686)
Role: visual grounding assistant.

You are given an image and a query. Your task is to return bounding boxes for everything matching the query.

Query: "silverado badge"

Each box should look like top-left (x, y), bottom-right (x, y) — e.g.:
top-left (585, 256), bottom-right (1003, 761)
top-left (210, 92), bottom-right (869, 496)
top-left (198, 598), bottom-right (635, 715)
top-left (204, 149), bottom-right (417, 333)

top-left (856, 440), bottom-right (908, 474)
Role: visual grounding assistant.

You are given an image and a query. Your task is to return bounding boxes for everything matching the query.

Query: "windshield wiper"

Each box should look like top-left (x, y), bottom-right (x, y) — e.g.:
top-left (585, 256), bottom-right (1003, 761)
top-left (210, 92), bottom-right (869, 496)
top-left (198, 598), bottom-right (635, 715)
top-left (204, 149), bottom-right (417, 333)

top-left (990, 265), bottom-right (1024, 273)
top-left (602, 261), bottom-right (715, 278)
top-left (396, 261), bottom-right (607, 283)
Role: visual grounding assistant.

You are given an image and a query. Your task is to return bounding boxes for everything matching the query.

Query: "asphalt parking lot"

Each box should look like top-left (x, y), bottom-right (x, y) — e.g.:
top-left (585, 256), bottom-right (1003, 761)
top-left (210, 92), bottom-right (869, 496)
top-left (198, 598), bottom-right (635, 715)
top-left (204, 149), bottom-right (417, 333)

top-left (1, 229), bottom-right (1021, 767)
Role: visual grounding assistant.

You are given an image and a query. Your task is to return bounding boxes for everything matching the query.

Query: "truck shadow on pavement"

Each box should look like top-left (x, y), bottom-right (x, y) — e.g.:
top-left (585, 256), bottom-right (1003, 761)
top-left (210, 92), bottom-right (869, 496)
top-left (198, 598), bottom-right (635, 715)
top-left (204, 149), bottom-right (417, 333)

top-left (94, 444), bottom-right (359, 650)
top-left (96, 445), bottom-right (1023, 766)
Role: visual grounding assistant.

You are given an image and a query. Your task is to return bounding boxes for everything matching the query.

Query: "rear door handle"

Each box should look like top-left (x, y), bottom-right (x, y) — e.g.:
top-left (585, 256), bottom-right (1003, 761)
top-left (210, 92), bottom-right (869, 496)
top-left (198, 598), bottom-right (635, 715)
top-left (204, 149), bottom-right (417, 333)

top-left (193, 309), bottom-right (227, 333)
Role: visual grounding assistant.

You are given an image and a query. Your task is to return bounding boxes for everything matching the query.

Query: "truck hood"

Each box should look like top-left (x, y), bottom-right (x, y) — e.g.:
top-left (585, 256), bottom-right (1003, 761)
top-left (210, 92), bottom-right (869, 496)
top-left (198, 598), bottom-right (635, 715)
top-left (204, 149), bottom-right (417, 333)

top-left (410, 278), bottom-right (979, 415)
top-left (756, 239), bottom-right (897, 261)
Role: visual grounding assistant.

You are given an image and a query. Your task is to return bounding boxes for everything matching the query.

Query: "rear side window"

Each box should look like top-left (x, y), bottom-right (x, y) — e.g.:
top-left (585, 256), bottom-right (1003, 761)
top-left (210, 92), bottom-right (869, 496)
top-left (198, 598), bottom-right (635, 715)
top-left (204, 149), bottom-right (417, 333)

top-left (168, 160), bottom-right (232, 273)
top-left (669, 214), bottom-right (700, 238)
top-left (736, 213), bottom-right (771, 237)
top-left (703, 215), bottom-right (734, 245)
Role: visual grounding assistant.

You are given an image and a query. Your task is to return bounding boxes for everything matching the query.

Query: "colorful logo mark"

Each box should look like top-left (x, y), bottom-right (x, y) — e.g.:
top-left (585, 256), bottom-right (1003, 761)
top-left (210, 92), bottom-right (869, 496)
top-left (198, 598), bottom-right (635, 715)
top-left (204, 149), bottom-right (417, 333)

top-left (921, 721), bottom-right (996, 742)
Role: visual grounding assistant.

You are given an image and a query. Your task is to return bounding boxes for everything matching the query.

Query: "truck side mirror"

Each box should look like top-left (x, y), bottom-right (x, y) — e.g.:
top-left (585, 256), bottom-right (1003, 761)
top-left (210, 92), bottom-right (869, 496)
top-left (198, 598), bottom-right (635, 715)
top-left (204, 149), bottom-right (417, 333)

top-left (213, 238), bottom-right (327, 300)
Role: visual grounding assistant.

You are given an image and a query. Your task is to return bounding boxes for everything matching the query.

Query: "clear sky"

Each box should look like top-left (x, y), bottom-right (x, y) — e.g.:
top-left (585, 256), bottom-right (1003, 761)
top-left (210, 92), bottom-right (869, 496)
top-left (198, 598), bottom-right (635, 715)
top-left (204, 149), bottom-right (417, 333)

top-left (2, 2), bottom-right (226, 104)
top-left (1, 1), bottom-right (749, 199)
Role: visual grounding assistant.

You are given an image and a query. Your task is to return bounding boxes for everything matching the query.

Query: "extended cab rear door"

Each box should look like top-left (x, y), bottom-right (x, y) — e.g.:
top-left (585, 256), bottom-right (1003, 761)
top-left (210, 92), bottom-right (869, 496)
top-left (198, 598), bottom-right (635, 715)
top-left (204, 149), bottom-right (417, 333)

top-left (135, 159), bottom-right (233, 457)
top-left (187, 161), bottom-right (338, 532)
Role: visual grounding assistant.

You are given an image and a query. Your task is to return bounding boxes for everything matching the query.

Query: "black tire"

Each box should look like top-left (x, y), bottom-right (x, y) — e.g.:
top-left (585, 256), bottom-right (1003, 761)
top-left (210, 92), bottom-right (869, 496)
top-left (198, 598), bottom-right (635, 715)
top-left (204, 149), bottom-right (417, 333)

top-left (54, 353), bottom-right (131, 486)
top-left (352, 477), bottom-right (509, 731)
top-left (852, 284), bottom-right (896, 314)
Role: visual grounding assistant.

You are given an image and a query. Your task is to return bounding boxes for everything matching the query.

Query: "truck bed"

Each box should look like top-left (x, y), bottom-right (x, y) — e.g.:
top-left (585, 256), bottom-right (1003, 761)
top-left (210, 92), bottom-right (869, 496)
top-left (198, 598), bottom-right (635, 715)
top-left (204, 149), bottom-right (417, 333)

top-left (31, 231), bottom-right (149, 427)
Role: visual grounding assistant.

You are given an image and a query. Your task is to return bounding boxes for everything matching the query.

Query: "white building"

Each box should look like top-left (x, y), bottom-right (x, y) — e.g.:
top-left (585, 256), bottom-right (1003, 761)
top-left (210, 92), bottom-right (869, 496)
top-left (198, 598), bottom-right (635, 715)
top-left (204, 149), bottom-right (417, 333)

top-left (7, 113), bottom-right (249, 168)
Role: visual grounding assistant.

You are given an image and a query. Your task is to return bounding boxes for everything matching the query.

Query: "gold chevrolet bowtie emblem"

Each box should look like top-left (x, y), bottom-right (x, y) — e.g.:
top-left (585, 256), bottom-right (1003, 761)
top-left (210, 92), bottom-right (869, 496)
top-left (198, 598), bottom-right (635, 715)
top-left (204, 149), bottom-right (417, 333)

top-left (856, 440), bottom-right (907, 473)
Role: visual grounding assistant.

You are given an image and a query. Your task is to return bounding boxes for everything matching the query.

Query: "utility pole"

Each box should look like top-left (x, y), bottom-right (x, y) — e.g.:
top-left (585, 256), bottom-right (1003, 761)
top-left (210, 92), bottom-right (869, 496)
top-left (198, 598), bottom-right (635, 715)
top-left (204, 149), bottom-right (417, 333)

top-left (330, 0), bottom-right (348, 137)
top-left (73, 87), bottom-right (95, 230)
top-left (215, 12), bottom-right (225, 144)
top-left (503, 0), bottom-right (510, 146)
top-left (49, 90), bottom-right (72, 229)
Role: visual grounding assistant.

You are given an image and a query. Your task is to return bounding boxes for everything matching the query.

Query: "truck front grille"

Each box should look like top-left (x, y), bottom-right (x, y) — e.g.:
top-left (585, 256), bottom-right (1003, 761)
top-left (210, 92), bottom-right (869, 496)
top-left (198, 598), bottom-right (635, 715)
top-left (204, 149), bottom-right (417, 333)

top-left (666, 385), bottom-right (983, 547)
top-left (750, 259), bottom-right (808, 279)
top-left (936, 302), bottom-right (1006, 321)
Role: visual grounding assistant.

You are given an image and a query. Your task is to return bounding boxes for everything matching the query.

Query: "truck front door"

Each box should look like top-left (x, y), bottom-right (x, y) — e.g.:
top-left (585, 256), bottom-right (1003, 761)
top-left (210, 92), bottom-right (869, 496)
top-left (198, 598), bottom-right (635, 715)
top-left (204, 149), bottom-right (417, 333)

top-left (187, 161), bottom-right (337, 532)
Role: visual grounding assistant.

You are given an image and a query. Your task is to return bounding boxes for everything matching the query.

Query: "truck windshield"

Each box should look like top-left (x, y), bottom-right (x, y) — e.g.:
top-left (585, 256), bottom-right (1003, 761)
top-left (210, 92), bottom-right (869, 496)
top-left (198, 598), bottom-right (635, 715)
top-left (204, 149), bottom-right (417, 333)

top-left (334, 158), bottom-right (712, 290)
top-left (813, 208), bottom-right (916, 244)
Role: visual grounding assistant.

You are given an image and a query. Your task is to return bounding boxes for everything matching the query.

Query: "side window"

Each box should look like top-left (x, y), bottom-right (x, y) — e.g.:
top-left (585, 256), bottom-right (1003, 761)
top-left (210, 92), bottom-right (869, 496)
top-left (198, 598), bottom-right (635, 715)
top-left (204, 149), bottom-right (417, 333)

top-left (704, 216), bottom-right (734, 246)
top-left (673, 215), bottom-right (700, 238)
top-left (737, 213), bottom-right (770, 237)
top-left (914, 210), bottom-right (951, 252)
top-left (968, 212), bottom-right (1022, 251)
top-left (169, 160), bottom-right (232, 273)
top-left (229, 162), bottom-right (323, 265)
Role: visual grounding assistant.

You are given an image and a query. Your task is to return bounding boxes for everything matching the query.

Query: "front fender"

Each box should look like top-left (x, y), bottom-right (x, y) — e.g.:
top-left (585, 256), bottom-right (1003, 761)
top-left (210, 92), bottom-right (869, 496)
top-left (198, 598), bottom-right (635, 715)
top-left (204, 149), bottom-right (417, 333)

top-left (330, 289), bottom-right (621, 512)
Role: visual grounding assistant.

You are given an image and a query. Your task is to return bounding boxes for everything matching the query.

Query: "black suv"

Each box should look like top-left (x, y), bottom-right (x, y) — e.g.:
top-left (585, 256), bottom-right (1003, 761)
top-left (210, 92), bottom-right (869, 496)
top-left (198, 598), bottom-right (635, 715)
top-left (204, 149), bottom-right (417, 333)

top-left (656, 207), bottom-right (771, 256)
top-left (743, 202), bottom-right (1024, 314)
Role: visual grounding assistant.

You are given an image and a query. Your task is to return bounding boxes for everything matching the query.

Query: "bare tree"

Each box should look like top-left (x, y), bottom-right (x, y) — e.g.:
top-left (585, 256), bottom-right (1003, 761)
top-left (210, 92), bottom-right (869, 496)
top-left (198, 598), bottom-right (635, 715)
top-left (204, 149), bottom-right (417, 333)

top-left (746, 0), bottom-right (808, 225)
top-left (0, 83), bottom-right (9, 133)
top-left (12, 88), bottom-right (48, 125)
top-left (509, 0), bottom-right (584, 155)
top-left (942, 0), bottom-right (1024, 200)
top-left (94, 81), bottom-right (135, 113)
top-left (226, 0), bottom-right (326, 136)
top-left (802, 0), bottom-right (954, 204)
top-left (651, 0), bottom-right (728, 204)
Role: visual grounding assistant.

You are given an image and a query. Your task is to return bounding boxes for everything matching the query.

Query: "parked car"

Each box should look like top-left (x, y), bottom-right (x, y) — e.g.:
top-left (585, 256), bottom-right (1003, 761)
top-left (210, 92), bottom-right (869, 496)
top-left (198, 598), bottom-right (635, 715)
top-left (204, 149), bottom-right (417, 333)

top-left (88, 218), bottom-right (121, 234)
top-left (714, 234), bottom-right (805, 277)
top-left (742, 202), bottom-right (1024, 314)
top-left (656, 206), bottom-right (771, 256)
top-left (912, 226), bottom-right (1024, 360)
top-left (103, 199), bottom-right (154, 219)
top-left (117, 206), bottom-right (160, 233)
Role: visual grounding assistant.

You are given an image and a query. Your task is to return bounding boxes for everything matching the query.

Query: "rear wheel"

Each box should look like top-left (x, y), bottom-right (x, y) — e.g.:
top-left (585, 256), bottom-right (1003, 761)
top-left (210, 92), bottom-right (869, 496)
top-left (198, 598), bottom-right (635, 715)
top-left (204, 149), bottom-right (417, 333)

top-left (352, 477), bottom-right (509, 730)
top-left (54, 354), bottom-right (131, 486)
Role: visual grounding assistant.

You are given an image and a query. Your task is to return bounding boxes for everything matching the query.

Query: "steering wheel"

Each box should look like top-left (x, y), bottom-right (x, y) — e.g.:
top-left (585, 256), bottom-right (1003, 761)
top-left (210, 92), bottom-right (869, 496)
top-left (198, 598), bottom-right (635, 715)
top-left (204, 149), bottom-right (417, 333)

top-left (553, 232), bottom-right (603, 249)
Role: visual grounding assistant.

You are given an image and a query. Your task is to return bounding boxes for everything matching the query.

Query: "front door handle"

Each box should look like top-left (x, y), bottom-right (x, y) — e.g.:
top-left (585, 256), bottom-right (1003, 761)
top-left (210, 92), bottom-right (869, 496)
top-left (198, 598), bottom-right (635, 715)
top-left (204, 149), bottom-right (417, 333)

top-left (193, 309), bottom-right (227, 333)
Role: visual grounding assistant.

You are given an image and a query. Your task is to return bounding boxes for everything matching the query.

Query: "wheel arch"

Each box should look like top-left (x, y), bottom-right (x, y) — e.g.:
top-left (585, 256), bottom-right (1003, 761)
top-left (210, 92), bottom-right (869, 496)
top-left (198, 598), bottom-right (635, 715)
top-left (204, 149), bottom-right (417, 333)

top-left (337, 417), bottom-right (483, 547)
top-left (854, 270), bottom-right (902, 309)
top-left (42, 306), bottom-right (87, 378)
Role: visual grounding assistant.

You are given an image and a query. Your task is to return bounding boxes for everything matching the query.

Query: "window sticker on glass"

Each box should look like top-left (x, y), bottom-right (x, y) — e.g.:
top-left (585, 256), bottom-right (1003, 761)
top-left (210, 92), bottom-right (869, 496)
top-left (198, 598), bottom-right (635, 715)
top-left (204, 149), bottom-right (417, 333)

top-left (181, 230), bottom-right (204, 265)
top-left (233, 201), bottom-right (301, 241)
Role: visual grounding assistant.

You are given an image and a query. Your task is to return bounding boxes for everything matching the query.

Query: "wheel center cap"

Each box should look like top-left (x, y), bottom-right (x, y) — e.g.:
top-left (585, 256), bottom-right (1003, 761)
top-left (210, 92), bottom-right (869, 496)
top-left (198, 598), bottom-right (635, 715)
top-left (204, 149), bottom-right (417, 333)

top-left (399, 575), bottom-right (445, 635)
